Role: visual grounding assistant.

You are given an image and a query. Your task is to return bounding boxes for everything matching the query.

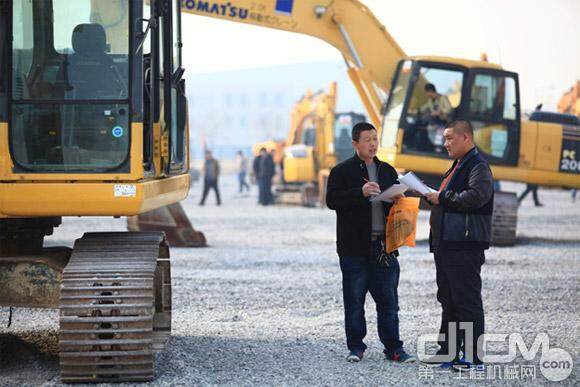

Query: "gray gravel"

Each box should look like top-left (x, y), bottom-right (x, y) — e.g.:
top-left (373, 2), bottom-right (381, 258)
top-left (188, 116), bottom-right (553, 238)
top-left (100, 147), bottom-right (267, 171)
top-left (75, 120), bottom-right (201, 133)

top-left (1, 178), bottom-right (579, 386)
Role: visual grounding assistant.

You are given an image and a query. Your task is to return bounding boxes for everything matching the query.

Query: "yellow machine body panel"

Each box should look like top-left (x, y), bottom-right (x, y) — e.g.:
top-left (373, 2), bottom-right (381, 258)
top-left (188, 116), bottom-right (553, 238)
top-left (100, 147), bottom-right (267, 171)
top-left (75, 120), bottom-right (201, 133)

top-left (283, 148), bottom-right (316, 184)
top-left (0, 174), bottom-right (189, 218)
top-left (533, 121), bottom-right (563, 171)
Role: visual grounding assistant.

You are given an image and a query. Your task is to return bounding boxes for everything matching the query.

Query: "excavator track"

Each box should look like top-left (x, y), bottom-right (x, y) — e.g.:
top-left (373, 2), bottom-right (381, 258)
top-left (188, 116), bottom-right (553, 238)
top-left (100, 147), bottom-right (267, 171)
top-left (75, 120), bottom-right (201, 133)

top-left (491, 192), bottom-right (519, 246)
top-left (58, 232), bottom-right (171, 383)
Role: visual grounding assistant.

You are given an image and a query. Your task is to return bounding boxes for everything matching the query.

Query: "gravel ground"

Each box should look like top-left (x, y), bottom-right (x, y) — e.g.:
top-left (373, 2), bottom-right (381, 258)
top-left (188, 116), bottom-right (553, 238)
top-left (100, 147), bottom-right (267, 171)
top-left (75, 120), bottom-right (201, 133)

top-left (0, 177), bottom-right (579, 386)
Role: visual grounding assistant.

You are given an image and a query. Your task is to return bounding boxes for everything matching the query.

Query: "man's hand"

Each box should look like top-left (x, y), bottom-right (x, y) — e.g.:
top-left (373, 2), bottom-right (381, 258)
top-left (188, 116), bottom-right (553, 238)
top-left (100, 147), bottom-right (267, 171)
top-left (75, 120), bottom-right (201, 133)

top-left (425, 192), bottom-right (440, 205)
top-left (362, 181), bottom-right (381, 197)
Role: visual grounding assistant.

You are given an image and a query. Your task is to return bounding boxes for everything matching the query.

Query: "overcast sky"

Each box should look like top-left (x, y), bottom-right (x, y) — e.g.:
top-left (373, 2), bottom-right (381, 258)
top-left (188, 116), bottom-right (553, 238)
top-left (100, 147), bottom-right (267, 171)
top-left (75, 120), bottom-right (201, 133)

top-left (182, 0), bottom-right (580, 110)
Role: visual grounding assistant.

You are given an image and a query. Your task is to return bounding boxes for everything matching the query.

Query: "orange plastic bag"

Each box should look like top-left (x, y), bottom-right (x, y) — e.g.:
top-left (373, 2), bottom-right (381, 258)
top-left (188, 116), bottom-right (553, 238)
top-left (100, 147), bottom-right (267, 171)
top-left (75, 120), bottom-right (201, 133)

top-left (385, 197), bottom-right (420, 253)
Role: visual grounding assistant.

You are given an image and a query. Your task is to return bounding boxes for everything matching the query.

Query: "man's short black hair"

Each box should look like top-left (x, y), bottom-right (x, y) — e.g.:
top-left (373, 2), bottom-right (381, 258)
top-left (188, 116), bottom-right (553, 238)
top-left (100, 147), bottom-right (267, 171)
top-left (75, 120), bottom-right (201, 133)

top-left (447, 120), bottom-right (474, 137)
top-left (425, 83), bottom-right (437, 93)
top-left (351, 122), bottom-right (377, 141)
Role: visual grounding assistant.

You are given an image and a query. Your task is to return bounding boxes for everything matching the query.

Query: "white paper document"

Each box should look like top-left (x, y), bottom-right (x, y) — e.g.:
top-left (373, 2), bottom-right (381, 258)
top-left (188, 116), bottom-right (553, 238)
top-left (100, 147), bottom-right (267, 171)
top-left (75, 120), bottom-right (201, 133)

top-left (370, 183), bottom-right (408, 203)
top-left (398, 172), bottom-right (437, 195)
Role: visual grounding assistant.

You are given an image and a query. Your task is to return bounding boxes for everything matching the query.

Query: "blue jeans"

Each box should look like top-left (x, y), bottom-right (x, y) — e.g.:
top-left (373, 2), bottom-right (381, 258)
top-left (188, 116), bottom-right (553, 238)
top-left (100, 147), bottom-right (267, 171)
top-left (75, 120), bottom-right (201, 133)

top-left (339, 241), bottom-right (403, 354)
top-left (238, 171), bottom-right (250, 193)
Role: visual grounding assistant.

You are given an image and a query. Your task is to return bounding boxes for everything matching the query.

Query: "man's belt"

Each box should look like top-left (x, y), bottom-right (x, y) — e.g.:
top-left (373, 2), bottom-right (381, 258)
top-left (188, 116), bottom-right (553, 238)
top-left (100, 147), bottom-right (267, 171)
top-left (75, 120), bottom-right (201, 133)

top-left (371, 233), bottom-right (385, 241)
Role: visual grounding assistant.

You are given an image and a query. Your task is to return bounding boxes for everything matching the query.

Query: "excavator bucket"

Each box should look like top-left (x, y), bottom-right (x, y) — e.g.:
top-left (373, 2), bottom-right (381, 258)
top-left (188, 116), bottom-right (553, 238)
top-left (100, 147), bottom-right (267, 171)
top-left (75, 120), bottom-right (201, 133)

top-left (127, 203), bottom-right (207, 247)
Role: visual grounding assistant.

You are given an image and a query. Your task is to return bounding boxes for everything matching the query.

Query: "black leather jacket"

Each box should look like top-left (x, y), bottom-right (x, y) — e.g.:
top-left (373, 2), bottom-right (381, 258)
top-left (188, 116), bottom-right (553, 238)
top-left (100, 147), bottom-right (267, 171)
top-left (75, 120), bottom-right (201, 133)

top-left (430, 148), bottom-right (494, 251)
top-left (326, 154), bottom-right (399, 257)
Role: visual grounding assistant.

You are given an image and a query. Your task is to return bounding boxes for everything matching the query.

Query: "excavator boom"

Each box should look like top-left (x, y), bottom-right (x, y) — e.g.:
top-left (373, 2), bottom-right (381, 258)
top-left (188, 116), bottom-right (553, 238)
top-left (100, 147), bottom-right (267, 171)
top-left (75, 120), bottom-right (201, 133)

top-left (180, 0), bottom-right (405, 128)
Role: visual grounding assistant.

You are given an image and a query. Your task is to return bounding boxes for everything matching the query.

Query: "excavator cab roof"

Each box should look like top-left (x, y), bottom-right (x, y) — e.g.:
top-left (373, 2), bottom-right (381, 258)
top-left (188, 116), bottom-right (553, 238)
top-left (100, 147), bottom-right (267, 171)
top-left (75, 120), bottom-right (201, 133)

top-left (410, 56), bottom-right (503, 70)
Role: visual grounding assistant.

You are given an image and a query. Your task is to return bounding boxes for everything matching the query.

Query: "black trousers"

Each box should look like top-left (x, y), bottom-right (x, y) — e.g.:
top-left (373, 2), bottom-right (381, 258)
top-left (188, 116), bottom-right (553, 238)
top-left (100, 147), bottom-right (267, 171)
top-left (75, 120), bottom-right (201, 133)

top-left (518, 184), bottom-right (541, 205)
top-left (200, 179), bottom-right (221, 205)
top-left (257, 177), bottom-right (273, 205)
top-left (434, 249), bottom-right (485, 364)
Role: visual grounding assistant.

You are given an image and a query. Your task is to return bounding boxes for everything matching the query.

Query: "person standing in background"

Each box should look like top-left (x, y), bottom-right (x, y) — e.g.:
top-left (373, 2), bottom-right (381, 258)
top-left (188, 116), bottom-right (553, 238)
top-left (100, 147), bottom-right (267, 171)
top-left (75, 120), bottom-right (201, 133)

top-left (199, 150), bottom-right (221, 206)
top-left (253, 148), bottom-right (275, 205)
top-left (518, 183), bottom-right (542, 207)
top-left (236, 150), bottom-right (250, 194)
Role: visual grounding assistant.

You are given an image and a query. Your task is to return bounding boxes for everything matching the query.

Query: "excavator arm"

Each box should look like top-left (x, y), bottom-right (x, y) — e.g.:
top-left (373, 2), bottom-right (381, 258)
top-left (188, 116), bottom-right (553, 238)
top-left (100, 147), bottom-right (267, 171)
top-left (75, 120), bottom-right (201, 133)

top-left (180, 0), bottom-right (406, 128)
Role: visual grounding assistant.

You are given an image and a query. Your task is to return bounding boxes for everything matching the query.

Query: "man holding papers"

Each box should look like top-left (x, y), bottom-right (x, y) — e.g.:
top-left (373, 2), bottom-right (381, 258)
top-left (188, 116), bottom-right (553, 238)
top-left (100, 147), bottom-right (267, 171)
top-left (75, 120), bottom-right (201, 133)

top-left (326, 122), bottom-right (415, 364)
top-left (423, 120), bottom-right (494, 371)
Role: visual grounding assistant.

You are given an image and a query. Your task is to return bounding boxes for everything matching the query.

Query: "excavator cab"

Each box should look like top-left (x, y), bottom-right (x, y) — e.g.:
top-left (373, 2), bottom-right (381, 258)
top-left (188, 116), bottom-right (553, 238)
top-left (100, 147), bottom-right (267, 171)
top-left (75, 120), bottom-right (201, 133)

top-left (334, 112), bottom-right (366, 163)
top-left (1, 0), bottom-right (189, 215)
top-left (381, 58), bottom-right (521, 185)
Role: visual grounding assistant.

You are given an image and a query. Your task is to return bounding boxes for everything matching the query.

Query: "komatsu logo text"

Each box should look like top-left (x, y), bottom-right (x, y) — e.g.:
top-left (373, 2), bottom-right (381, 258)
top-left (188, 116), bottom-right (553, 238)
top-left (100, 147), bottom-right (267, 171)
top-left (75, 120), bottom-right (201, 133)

top-left (182, 1), bottom-right (249, 19)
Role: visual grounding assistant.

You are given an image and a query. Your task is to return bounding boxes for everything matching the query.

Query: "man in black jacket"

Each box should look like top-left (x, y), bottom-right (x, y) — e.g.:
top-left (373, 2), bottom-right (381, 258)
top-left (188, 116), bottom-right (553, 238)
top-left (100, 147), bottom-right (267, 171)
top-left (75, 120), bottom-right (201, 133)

top-left (253, 148), bottom-right (275, 205)
top-left (424, 120), bottom-right (493, 370)
top-left (326, 122), bottom-right (415, 364)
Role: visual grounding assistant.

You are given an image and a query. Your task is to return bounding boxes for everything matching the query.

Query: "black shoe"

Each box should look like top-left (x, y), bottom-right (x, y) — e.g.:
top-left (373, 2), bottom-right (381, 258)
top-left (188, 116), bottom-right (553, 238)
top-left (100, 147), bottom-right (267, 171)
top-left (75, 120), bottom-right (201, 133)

top-left (452, 360), bottom-right (485, 372)
top-left (421, 355), bottom-right (455, 368)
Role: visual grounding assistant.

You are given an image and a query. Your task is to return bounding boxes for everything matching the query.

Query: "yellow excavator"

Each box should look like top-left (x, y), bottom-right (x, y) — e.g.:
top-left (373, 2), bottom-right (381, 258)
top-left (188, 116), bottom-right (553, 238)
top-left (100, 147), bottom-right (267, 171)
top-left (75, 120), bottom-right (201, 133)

top-left (252, 82), bottom-right (365, 206)
top-left (183, 0), bottom-right (580, 245)
top-left (0, 0), bottom-right (197, 382)
top-left (277, 82), bottom-right (365, 206)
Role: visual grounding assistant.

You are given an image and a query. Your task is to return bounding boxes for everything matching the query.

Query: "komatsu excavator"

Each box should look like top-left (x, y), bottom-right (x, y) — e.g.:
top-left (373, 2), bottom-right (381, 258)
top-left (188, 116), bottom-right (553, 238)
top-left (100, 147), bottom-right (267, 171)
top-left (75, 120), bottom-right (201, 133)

top-left (182, 0), bottom-right (580, 245)
top-left (0, 0), bottom-right (196, 382)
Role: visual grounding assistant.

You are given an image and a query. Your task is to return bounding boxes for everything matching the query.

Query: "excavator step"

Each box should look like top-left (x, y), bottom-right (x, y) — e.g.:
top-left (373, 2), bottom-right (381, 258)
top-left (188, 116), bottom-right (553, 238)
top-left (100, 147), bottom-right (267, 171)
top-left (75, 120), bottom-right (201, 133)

top-left (59, 232), bottom-right (171, 383)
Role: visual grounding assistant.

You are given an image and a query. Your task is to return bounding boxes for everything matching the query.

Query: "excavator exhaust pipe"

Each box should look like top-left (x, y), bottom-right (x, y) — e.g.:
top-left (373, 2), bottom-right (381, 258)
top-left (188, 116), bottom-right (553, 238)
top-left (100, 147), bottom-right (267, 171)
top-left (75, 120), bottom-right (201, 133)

top-left (127, 203), bottom-right (207, 247)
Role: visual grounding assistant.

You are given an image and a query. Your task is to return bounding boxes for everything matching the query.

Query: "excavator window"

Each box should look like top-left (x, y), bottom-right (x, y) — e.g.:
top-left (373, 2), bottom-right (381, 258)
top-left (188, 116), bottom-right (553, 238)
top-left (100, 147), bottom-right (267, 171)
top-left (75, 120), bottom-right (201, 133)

top-left (381, 60), bottom-right (413, 149)
top-left (9, 0), bottom-right (131, 172)
top-left (334, 113), bottom-right (365, 163)
top-left (469, 74), bottom-right (518, 160)
top-left (383, 60), bottom-right (520, 166)
top-left (402, 64), bottom-right (465, 154)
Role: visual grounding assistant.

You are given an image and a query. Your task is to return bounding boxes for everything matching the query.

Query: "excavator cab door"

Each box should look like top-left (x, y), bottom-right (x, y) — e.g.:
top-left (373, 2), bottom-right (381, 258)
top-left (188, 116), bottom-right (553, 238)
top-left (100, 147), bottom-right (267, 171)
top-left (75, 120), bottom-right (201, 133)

top-left (143, 0), bottom-right (187, 176)
top-left (161, 0), bottom-right (187, 175)
top-left (464, 69), bottom-right (521, 166)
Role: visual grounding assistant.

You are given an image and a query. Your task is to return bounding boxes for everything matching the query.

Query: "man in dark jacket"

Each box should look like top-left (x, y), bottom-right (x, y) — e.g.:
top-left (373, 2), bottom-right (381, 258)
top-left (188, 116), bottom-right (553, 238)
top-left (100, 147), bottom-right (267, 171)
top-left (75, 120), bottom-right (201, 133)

top-left (326, 122), bottom-right (415, 364)
top-left (424, 120), bottom-right (493, 370)
top-left (253, 148), bottom-right (275, 205)
top-left (199, 150), bottom-right (221, 206)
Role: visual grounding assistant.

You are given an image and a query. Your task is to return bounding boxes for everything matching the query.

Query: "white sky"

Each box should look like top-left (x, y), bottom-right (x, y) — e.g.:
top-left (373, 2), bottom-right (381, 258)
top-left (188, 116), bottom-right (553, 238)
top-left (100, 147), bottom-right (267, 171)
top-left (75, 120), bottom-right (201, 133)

top-left (182, 0), bottom-right (580, 110)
